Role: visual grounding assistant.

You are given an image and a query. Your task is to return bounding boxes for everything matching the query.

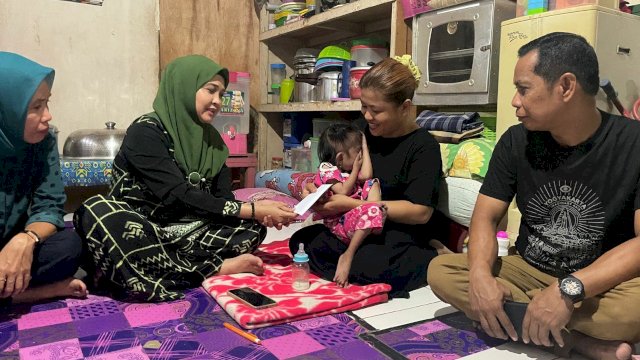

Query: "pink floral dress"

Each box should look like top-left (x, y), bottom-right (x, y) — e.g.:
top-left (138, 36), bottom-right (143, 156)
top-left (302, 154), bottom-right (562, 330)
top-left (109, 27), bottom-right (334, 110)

top-left (313, 162), bottom-right (387, 244)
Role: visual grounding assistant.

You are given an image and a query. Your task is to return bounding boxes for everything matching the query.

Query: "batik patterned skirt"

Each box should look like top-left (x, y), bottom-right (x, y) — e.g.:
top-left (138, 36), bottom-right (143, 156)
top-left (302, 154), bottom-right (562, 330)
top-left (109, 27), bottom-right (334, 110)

top-left (75, 195), bottom-right (266, 302)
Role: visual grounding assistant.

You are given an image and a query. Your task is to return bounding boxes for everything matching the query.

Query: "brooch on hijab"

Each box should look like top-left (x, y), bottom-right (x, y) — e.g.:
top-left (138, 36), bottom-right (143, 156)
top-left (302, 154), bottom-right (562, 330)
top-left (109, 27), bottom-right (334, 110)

top-left (188, 172), bottom-right (205, 186)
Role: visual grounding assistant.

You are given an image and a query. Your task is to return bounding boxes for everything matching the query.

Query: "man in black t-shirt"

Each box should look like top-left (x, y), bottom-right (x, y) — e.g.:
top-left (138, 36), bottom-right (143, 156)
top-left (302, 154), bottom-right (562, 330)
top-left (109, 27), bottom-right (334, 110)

top-left (428, 32), bottom-right (640, 360)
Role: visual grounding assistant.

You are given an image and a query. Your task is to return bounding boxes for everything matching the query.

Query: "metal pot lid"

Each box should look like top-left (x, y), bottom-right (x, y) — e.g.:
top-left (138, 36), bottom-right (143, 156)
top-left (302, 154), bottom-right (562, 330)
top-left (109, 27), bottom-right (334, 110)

top-left (62, 121), bottom-right (126, 159)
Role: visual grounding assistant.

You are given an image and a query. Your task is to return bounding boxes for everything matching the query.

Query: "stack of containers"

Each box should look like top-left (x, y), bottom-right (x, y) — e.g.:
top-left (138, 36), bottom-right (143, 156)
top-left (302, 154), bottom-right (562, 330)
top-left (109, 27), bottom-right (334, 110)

top-left (349, 39), bottom-right (388, 99)
top-left (274, 2), bottom-right (307, 27)
top-left (314, 45), bottom-right (350, 101)
top-left (293, 48), bottom-right (319, 103)
top-left (214, 71), bottom-right (250, 154)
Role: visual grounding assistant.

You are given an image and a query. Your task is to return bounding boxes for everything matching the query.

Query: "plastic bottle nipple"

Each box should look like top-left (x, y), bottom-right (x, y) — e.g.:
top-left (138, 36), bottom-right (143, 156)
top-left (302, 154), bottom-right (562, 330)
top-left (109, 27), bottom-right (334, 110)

top-left (294, 243), bottom-right (309, 262)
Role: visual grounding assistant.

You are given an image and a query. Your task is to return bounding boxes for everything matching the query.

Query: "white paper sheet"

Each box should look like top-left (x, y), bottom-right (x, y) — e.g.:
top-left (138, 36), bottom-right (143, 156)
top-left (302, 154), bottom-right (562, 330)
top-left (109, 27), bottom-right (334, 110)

top-left (293, 184), bottom-right (332, 215)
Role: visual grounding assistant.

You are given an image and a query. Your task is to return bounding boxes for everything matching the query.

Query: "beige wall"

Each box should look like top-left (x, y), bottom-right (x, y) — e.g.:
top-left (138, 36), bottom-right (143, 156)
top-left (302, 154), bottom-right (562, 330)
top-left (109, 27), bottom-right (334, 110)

top-left (0, 0), bottom-right (159, 153)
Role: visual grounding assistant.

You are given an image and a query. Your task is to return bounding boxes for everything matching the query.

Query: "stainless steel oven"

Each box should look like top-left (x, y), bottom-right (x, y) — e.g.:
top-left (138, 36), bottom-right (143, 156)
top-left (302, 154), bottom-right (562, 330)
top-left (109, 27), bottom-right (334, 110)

top-left (412, 0), bottom-right (515, 105)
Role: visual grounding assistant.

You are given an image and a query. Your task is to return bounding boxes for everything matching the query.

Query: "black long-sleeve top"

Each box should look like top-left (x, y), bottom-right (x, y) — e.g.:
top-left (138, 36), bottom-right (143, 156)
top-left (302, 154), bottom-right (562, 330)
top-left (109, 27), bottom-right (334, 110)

top-left (110, 117), bottom-right (241, 224)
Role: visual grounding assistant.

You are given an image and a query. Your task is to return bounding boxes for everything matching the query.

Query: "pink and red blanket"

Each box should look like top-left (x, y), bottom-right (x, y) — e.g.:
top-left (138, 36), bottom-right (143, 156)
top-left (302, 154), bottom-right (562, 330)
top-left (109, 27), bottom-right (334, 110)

top-left (202, 239), bottom-right (391, 329)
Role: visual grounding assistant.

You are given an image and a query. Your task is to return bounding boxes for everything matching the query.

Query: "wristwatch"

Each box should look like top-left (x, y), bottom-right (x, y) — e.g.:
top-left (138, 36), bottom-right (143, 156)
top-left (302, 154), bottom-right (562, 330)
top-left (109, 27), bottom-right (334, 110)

top-left (558, 274), bottom-right (585, 303)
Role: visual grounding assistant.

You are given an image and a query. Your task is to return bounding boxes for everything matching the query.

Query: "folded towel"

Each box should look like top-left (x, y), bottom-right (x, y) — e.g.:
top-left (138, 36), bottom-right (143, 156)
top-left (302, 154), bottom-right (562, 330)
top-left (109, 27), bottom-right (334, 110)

top-left (417, 110), bottom-right (483, 133)
top-left (429, 125), bottom-right (484, 144)
top-left (202, 239), bottom-right (391, 329)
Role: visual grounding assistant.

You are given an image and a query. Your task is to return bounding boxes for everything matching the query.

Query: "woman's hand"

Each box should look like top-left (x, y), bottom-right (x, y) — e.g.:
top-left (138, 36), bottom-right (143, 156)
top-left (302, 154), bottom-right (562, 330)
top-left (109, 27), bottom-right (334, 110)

top-left (351, 151), bottom-right (363, 176)
top-left (0, 233), bottom-right (36, 298)
top-left (254, 200), bottom-right (297, 229)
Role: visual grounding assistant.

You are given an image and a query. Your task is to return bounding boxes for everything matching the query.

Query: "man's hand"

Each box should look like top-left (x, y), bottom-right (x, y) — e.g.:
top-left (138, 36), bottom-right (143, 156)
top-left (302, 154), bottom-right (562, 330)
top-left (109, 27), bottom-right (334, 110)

top-left (0, 233), bottom-right (35, 298)
top-left (469, 272), bottom-right (518, 341)
top-left (522, 284), bottom-right (573, 347)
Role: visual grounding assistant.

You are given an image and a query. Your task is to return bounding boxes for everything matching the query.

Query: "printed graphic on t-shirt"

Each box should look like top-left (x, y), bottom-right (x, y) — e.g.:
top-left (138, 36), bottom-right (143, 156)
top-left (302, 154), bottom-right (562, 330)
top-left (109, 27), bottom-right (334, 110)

top-left (524, 180), bottom-right (604, 273)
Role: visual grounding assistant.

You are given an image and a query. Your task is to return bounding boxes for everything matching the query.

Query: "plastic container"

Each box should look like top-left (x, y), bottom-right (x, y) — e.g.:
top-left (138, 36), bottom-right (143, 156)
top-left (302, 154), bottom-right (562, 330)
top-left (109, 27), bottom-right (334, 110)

top-left (350, 45), bottom-right (389, 67)
top-left (271, 156), bottom-right (284, 169)
top-left (215, 71), bottom-right (250, 134)
top-left (291, 147), bottom-right (312, 172)
top-left (280, 79), bottom-right (295, 104)
top-left (271, 63), bottom-right (286, 85)
top-left (349, 66), bottom-right (370, 99)
top-left (310, 137), bottom-right (320, 170)
top-left (219, 124), bottom-right (248, 154)
top-left (497, 231), bottom-right (510, 256)
top-left (271, 84), bottom-right (281, 104)
top-left (292, 243), bottom-right (310, 291)
top-left (283, 141), bottom-right (300, 168)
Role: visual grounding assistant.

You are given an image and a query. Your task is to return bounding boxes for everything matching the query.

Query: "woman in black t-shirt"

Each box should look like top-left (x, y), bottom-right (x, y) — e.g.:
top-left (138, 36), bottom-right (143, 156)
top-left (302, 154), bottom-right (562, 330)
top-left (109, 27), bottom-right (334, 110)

top-left (289, 57), bottom-right (444, 297)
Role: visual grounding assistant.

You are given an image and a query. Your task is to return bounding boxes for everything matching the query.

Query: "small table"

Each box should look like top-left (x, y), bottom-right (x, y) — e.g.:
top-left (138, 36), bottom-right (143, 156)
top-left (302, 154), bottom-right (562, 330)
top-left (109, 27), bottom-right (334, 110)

top-left (226, 153), bottom-right (257, 189)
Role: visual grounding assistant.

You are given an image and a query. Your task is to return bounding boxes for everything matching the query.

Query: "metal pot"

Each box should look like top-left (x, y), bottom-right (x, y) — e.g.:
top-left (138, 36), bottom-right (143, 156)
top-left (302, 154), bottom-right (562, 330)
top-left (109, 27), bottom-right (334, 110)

top-left (62, 122), bottom-right (126, 160)
top-left (316, 71), bottom-right (341, 101)
top-left (294, 73), bottom-right (318, 102)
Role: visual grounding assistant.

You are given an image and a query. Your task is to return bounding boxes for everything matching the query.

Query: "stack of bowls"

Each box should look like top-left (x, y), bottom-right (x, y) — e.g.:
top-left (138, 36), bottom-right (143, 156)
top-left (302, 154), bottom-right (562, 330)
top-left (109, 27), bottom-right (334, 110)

top-left (314, 45), bottom-right (350, 73)
top-left (274, 2), bottom-right (307, 27)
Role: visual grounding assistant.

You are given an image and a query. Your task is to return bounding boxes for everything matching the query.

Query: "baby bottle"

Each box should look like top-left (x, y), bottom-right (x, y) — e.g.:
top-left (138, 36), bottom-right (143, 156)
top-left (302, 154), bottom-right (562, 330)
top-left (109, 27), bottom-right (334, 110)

top-left (497, 231), bottom-right (510, 256)
top-left (292, 243), bottom-right (310, 291)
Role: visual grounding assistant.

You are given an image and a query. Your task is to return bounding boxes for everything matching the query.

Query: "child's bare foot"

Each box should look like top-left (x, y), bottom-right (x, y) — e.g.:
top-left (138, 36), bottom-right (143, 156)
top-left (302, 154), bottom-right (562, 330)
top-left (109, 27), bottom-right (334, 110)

top-left (572, 331), bottom-right (634, 360)
top-left (218, 254), bottom-right (264, 276)
top-left (429, 239), bottom-right (454, 255)
top-left (333, 254), bottom-right (353, 287)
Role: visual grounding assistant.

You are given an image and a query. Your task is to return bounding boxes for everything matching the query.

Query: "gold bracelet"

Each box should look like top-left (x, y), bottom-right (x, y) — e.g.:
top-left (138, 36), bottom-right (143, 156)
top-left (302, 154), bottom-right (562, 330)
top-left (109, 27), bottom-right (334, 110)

top-left (251, 202), bottom-right (256, 221)
top-left (23, 229), bottom-right (41, 244)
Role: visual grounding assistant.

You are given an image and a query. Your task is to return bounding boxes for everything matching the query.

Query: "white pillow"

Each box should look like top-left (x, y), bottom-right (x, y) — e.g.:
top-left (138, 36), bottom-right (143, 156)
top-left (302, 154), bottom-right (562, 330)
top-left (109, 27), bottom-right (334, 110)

top-left (437, 177), bottom-right (482, 227)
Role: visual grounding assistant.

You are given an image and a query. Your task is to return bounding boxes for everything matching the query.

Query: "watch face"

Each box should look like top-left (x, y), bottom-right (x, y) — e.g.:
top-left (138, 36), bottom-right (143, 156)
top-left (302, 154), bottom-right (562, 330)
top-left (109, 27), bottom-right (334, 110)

top-left (561, 278), bottom-right (582, 296)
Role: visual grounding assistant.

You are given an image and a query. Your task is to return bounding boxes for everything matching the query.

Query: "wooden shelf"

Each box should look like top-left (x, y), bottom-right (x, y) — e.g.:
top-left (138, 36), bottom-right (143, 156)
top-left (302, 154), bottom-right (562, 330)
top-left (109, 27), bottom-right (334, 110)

top-left (255, 0), bottom-right (410, 171)
top-left (258, 100), bottom-right (362, 112)
top-left (260, 0), bottom-right (394, 44)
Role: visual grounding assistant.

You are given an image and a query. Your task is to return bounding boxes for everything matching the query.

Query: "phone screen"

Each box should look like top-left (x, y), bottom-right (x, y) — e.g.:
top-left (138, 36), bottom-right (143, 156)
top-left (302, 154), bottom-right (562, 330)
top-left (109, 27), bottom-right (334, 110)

top-left (227, 287), bottom-right (277, 309)
top-left (503, 301), bottom-right (528, 338)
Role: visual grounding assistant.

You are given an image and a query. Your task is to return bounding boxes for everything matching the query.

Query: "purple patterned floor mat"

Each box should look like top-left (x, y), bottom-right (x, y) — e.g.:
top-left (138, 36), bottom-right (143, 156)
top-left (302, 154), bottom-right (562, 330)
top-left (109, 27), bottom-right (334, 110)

top-left (359, 312), bottom-right (507, 360)
top-left (0, 288), bottom-right (388, 360)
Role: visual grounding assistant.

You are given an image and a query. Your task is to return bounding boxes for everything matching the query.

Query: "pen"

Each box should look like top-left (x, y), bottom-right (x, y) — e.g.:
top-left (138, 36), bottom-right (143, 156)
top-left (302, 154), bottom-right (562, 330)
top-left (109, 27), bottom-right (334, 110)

top-left (223, 322), bottom-right (262, 345)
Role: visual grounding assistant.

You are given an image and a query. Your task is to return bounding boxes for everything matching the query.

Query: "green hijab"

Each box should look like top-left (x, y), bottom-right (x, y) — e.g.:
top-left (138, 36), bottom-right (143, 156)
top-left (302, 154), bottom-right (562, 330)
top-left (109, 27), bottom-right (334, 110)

top-left (152, 55), bottom-right (230, 181)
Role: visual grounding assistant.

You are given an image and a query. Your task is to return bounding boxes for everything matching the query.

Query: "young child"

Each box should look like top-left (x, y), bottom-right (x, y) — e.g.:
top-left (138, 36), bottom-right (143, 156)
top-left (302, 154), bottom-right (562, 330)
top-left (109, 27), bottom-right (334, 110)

top-left (314, 123), bottom-right (386, 287)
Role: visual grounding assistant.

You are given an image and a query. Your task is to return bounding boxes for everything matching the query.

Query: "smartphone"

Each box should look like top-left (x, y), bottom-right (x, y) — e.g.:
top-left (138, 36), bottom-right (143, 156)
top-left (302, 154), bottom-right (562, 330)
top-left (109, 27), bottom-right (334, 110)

top-left (227, 287), bottom-right (277, 309)
top-left (503, 300), bottom-right (528, 339)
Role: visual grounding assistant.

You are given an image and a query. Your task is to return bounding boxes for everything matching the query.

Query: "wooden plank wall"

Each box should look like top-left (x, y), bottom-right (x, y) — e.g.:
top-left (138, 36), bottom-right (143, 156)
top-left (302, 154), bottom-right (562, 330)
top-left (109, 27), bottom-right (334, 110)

top-left (158, 0), bottom-right (261, 124)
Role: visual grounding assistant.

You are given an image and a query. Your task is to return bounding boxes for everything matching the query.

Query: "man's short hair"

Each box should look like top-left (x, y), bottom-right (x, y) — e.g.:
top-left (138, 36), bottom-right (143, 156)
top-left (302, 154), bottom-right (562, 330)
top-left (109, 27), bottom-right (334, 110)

top-left (518, 32), bottom-right (599, 96)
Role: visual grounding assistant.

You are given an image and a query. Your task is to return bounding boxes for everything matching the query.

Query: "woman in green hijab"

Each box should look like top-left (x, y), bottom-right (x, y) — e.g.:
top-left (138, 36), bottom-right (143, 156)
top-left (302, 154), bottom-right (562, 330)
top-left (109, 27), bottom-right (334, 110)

top-left (0, 52), bottom-right (87, 306)
top-left (75, 55), bottom-right (296, 302)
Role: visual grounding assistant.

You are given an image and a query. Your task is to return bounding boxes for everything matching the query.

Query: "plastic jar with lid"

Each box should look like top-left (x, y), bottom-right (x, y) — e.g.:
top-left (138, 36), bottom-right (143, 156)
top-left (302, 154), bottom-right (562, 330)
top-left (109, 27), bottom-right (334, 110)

top-left (271, 156), bottom-right (284, 169)
top-left (270, 64), bottom-right (286, 87)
